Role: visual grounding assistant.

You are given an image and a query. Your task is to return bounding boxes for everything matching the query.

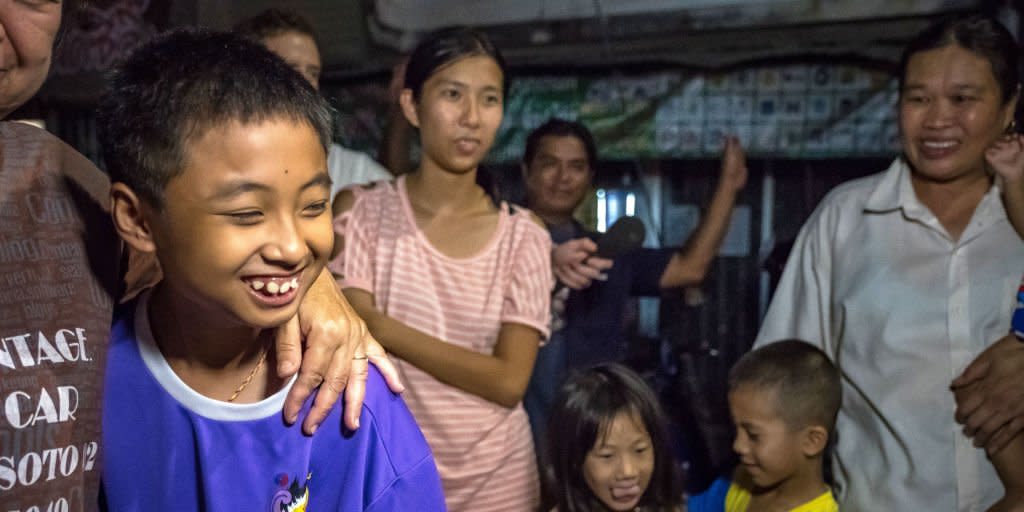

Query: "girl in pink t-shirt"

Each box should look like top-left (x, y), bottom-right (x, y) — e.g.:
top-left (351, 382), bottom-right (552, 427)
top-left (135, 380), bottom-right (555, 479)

top-left (330, 27), bottom-right (552, 511)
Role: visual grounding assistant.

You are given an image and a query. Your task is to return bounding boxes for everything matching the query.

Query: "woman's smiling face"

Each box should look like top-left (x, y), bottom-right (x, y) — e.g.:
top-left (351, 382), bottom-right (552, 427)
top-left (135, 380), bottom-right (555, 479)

top-left (0, 0), bottom-right (62, 119)
top-left (899, 43), bottom-right (1017, 184)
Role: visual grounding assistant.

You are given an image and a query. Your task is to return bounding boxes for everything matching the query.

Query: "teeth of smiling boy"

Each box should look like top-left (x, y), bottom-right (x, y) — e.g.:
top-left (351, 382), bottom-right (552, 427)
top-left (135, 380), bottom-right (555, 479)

top-left (249, 278), bottom-right (301, 295)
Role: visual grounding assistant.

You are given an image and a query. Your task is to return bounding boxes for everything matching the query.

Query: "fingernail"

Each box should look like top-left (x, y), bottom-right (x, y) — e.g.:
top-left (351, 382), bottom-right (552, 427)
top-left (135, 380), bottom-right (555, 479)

top-left (279, 361), bottom-right (296, 374)
top-left (354, 418), bottom-right (360, 429)
top-left (308, 424), bottom-right (318, 435)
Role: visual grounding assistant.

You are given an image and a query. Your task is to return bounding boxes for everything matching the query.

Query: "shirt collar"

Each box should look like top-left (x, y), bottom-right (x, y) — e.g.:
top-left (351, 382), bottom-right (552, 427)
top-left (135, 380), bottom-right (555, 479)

top-left (864, 157), bottom-right (915, 214)
top-left (863, 156), bottom-right (1007, 235)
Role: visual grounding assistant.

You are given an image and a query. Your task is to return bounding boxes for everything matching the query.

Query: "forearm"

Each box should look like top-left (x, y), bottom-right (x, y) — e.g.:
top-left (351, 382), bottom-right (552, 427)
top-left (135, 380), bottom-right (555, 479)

top-left (1002, 176), bottom-right (1024, 239)
top-left (348, 293), bottom-right (537, 407)
top-left (991, 434), bottom-right (1024, 498)
top-left (660, 182), bottom-right (738, 288)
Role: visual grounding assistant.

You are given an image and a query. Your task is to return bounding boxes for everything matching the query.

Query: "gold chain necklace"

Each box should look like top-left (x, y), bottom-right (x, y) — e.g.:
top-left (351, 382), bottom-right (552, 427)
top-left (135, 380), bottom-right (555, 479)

top-left (227, 343), bottom-right (270, 403)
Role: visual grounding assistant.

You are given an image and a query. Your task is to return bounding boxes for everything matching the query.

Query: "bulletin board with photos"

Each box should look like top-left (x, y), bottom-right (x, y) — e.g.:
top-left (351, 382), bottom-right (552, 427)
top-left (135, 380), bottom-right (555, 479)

top-left (331, 61), bottom-right (901, 164)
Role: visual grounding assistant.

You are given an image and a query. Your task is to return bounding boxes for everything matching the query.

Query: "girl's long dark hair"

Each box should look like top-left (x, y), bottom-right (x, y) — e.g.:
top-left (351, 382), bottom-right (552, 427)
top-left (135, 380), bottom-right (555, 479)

top-left (543, 363), bottom-right (682, 512)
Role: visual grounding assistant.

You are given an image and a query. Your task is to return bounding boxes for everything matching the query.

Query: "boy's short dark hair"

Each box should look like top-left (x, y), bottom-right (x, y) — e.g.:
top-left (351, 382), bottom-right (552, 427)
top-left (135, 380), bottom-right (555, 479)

top-left (728, 340), bottom-right (841, 433)
top-left (232, 8), bottom-right (319, 47)
top-left (523, 118), bottom-right (598, 170)
top-left (98, 28), bottom-right (333, 207)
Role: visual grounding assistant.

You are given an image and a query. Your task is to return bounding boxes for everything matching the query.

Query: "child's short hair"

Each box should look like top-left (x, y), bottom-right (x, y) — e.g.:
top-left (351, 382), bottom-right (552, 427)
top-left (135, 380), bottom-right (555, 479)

top-left (232, 8), bottom-right (319, 47)
top-left (545, 363), bottom-right (681, 512)
top-left (98, 28), bottom-right (333, 207)
top-left (729, 340), bottom-right (841, 433)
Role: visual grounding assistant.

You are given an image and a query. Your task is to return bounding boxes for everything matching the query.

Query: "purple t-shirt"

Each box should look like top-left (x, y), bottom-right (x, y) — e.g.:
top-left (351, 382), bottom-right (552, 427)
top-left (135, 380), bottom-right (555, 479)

top-left (101, 296), bottom-right (446, 511)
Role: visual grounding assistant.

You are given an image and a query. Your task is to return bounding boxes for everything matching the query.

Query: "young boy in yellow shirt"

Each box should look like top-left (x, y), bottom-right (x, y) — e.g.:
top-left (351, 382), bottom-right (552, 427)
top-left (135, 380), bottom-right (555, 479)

top-left (690, 340), bottom-right (840, 511)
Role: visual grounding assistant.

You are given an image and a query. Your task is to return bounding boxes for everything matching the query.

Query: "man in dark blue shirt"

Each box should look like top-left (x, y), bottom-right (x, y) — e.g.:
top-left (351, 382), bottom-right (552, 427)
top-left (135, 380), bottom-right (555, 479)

top-left (522, 118), bottom-right (747, 444)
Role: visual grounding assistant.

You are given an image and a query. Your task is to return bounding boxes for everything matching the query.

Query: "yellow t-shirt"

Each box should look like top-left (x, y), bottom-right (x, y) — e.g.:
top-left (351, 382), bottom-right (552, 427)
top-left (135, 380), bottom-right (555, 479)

top-left (725, 482), bottom-right (839, 512)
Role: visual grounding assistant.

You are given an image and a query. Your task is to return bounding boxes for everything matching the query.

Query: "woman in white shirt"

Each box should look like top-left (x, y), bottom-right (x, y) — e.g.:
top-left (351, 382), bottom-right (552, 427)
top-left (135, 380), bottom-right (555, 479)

top-left (756, 14), bottom-right (1024, 511)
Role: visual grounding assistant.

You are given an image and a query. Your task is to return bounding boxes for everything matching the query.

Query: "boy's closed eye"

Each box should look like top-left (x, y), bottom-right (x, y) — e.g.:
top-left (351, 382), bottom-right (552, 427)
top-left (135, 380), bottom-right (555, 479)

top-left (302, 200), bottom-right (329, 217)
top-left (221, 201), bottom-right (328, 224)
top-left (737, 425), bottom-right (759, 440)
top-left (224, 210), bottom-right (264, 225)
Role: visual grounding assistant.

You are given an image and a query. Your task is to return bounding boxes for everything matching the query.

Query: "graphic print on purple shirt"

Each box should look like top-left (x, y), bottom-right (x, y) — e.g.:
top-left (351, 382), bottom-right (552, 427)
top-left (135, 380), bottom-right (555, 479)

top-left (101, 294), bottom-right (446, 511)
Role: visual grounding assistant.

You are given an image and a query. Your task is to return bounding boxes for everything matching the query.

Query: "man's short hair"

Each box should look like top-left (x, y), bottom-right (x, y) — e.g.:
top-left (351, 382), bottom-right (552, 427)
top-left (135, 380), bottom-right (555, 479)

top-left (97, 28), bottom-right (333, 208)
top-left (523, 118), bottom-right (598, 170)
top-left (232, 8), bottom-right (319, 47)
top-left (728, 340), bottom-right (841, 433)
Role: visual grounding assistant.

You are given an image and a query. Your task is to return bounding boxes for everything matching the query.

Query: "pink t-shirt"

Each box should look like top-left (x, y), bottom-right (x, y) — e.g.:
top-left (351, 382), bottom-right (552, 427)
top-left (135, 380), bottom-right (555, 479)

top-left (331, 177), bottom-right (552, 511)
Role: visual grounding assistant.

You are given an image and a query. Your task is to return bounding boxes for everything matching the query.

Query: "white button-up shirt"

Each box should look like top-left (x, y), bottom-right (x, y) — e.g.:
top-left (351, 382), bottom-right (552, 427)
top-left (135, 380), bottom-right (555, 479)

top-left (756, 158), bottom-right (1024, 511)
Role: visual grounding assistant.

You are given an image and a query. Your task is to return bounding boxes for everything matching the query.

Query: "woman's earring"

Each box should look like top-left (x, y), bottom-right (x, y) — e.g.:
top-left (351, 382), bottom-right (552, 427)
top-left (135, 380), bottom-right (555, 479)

top-left (1006, 120), bottom-right (1018, 135)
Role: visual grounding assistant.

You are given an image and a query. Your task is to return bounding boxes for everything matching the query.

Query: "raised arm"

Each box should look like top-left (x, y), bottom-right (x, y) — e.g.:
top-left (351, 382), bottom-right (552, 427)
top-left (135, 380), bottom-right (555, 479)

top-left (1005, 179), bottom-right (1024, 238)
top-left (658, 136), bottom-right (747, 288)
top-left (986, 133), bottom-right (1024, 237)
